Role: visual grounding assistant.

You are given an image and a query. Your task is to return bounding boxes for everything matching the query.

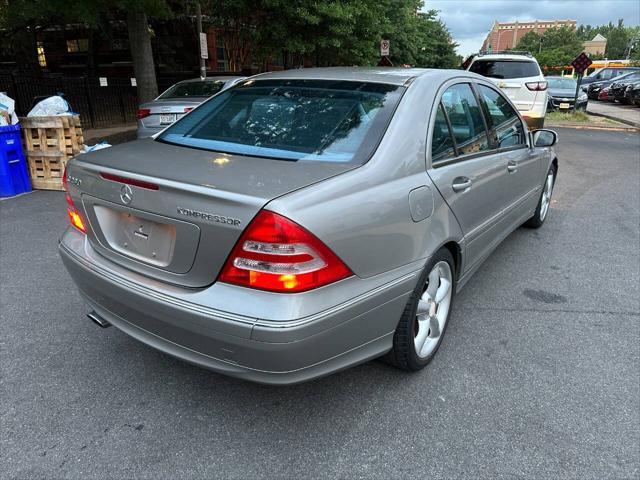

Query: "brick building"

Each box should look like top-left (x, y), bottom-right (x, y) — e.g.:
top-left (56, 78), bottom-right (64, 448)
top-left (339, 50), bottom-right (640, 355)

top-left (481, 19), bottom-right (577, 52)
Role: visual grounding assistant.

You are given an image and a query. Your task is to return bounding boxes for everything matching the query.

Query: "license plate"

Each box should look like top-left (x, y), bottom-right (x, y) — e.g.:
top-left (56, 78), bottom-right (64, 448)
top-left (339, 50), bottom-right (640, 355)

top-left (159, 113), bottom-right (176, 125)
top-left (559, 102), bottom-right (570, 109)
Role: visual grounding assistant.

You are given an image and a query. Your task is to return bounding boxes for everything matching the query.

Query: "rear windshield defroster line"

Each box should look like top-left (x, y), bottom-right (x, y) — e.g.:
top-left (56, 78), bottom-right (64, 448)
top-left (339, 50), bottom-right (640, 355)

top-left (157, 79), bottom-right (405, 164)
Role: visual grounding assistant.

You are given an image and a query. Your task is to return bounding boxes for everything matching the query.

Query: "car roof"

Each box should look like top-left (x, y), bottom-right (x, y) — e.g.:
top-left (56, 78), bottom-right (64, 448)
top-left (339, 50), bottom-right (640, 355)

top-left (472, 54), bottom-right (537, 62)
top-left (246, 67), bottom-right (476, 86)
top-left (178, 76), bottom-right (244, 84)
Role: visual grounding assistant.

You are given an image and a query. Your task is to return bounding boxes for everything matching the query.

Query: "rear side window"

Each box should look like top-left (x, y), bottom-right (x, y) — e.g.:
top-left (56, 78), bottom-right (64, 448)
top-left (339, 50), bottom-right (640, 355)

top-left (441, 84), bottom-right (489, 156)
top-left (469, 60), bottom-right (540, 79)
top-left (477, 85), bottom-right (526, 149)
top-left (600, 69), bottom-right (615, 80)
top-left (158, 80), bottom-right (403, 164)
top-left (431, 103), bottom-right (455, 161)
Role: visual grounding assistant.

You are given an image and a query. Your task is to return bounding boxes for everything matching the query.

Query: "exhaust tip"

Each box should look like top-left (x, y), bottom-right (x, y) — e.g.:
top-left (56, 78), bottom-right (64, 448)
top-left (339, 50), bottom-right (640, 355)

top-left (87, 311), bottom-right (111, 328)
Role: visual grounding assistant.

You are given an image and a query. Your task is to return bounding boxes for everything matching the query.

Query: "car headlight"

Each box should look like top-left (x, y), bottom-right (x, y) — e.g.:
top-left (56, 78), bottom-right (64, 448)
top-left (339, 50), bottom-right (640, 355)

top-left (578, 92), bottom-right (587, 100)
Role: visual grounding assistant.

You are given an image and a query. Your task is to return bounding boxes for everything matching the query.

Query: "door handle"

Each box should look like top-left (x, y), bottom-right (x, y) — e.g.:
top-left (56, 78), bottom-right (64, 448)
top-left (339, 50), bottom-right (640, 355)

top-left (452, 177), bottom-right (472, 192)
top-left (507, 160), bottom-right (518, 173)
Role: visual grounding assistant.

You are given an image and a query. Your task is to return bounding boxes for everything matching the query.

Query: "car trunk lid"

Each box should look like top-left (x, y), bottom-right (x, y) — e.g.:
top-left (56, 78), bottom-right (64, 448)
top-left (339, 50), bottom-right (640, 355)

top-left (70, 138), bottom-right (354, 287)
top-left (139, 99), bottom-right (206, 129)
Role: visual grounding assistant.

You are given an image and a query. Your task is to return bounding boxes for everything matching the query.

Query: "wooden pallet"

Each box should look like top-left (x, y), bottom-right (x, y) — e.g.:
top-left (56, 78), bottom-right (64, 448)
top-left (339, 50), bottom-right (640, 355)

top-left (26, 151), bottom-right (68, 191)
top-left (20, 115), bottom-right (84, 157)
top-left (19, 115), bottom-right (84, 190)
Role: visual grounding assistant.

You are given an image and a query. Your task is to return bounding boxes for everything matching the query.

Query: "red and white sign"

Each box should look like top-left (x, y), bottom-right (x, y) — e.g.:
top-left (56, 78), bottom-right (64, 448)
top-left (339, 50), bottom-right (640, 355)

top-left (380, 39), bottom-right (390, 57)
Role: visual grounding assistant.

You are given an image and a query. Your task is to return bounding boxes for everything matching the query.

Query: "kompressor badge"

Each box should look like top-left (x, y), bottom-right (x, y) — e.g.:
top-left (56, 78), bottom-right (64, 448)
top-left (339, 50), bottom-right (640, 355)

top-left (177, 207), bottom-right (241, 226)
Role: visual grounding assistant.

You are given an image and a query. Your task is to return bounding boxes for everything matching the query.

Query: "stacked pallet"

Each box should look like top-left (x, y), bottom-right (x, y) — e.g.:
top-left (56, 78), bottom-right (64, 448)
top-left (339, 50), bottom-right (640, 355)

top-left (20, 115), bottom-right (84, 190)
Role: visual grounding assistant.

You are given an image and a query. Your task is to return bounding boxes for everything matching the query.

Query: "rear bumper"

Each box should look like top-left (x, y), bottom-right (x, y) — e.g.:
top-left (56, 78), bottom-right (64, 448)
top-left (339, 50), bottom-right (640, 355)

top-left (136, 122), bottom-right (163, 139)
top-left (59, 229), bottom-right (417, 385)
top-left (519, 99), bottom-right (547, 130)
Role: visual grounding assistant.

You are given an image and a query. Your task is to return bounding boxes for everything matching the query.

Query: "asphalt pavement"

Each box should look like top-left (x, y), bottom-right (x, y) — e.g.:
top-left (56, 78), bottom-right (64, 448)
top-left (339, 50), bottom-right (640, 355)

top-left (1, 127), bottom-right (639, 479)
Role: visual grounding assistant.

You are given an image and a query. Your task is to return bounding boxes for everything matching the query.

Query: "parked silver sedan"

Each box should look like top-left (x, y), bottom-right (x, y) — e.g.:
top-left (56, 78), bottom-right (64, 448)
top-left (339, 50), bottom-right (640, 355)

top-left (60, 67), bottom-right (558, 385)
top-left (136, 76), bottom-right (245, 138)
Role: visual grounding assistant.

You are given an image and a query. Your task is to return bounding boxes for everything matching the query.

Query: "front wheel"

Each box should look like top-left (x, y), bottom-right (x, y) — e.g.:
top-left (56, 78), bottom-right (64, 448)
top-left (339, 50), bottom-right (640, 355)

top-left (524, 165), bottom-right (556, 228)
top-left (385, 248), bottom-right (455, 371)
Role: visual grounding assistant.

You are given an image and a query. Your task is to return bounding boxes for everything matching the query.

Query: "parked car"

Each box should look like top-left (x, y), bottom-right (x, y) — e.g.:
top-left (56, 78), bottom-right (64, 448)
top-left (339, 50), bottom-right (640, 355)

top-left (60, 67), bottom-right (558, 385)
top-left (137, 76), bottom-right (245, 138)
top-left (580, 66), bottom-right (640, 90)
top-left (466, 51), bottom-right (548, 129)
top-left (545, 76), bottom-right (588, 111)
top-left (586, 71), bottom-right (640, 100)
top-left (598, 86), bottom-right (612, 101)
top-left (628, 82), bottom-right (640, 106)
top-left (610, 78), bottom-right (640, 104)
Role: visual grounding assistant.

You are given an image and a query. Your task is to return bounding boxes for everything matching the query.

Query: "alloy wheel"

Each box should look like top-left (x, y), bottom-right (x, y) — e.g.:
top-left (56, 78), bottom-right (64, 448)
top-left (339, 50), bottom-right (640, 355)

top-left (540, 170), bottom-right (554, 221)
top-left (414, 261), bottom-right (453, 359)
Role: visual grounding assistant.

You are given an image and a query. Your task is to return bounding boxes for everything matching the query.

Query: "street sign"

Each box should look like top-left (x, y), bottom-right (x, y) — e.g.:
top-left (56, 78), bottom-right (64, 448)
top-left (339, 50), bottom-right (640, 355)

top-left (380, 39), bottom-right (390, 57)
top-left (199, 32), bottom-right (208, 60)
top-left (571, 52), bottom-right (592, 74)
top-left (570, 52), bottom-right (592, 111)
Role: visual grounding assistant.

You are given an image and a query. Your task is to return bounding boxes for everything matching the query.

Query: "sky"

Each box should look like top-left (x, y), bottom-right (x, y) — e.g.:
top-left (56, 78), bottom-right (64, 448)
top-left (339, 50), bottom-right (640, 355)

top-left (424, 0), bottom-right (640, 57)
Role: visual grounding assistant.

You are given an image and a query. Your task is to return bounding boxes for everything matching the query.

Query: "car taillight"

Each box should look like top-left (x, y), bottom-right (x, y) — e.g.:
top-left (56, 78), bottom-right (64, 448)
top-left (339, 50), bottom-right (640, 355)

top-left (62, 165), bottom-right (85, 233)
top-left (219, 210), bottom-right (352, 293)
top-left (137, 108), bottom-right (151, 119)
top-left (183, 107), bottom-right (193, 113)
top-left (526, 81), bottom-right (548, 91)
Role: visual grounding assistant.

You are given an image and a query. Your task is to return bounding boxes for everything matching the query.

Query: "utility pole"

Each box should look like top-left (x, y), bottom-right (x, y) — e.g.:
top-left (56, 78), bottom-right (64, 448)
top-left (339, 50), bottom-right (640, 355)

top-left (196, 2), bottom-right (206, 79)
top-left (625, 35), bottom-right (639, 60)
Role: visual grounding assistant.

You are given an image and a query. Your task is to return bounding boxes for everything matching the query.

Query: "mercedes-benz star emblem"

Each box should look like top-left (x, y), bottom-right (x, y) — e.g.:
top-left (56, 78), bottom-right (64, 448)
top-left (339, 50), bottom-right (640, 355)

top-left (120, 184), bottom-right (133, 205)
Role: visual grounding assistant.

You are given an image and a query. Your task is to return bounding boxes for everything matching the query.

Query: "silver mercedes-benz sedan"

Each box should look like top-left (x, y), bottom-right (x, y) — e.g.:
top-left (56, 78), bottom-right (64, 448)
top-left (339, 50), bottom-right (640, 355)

top-left (136, 76), bottom-right (245, 138)
top-left (60, 67), bottom-right (558, 385)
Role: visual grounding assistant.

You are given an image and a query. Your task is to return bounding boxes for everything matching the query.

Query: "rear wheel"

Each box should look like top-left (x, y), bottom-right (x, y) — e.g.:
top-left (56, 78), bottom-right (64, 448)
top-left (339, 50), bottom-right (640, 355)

top-left (385, 248), bottom-right (455, 371)
top-left (524, 165), bottom-right (556, 228)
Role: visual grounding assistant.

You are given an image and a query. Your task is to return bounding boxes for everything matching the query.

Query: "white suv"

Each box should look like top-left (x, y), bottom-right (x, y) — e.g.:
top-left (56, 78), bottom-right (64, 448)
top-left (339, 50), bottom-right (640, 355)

top-left (466, 52), bottom-right (548, 129)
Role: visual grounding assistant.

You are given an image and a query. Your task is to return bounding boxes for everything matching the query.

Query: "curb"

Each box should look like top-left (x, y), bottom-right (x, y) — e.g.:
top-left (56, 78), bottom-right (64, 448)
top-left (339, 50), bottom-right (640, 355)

top-left (586, 110), bottom-right (640, 128)
top-left (545, 122), bottom-right (639, 132)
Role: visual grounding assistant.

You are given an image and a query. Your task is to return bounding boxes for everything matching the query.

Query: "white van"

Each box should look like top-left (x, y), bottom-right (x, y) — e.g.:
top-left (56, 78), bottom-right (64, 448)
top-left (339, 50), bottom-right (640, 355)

top-left (467, 52), bottom-right (548, 129)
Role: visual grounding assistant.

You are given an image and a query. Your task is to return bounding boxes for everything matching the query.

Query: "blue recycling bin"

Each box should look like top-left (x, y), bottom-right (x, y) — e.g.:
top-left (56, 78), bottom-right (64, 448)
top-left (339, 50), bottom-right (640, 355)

top-left (0, 124), bottom-right (31, 197)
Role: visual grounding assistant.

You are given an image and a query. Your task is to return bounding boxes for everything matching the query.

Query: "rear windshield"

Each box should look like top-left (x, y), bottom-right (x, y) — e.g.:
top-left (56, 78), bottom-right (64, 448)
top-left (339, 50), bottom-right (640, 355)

top-left (546, 77), bottom-right (576, 89)
top-left (158, 81), bottom-right (226, 99)
top-left (158, 79), bottom-right (403, 163)
top-left (469, 60), bottom-right (541, 79)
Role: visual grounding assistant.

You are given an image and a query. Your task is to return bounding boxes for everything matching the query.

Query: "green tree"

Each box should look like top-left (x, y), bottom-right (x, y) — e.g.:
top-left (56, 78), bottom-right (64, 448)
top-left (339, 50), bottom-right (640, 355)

top-left (204, 0), bottom-right (457, 69)
top-left (514, 31), bottom-right (543, 54)
top-left (577, 19), bottom-right (635, 59)
top-left (413, 11), bottom-right (458, 68)
top-left (516, 26), bottom-right (583, 69)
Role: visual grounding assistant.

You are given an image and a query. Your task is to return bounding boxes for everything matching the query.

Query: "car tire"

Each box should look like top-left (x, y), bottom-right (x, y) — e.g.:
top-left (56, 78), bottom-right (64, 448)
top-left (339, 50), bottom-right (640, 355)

top-left (384, 248), bottom-right (456, 371)
top-left (524, 164), bottom-right (556, 228)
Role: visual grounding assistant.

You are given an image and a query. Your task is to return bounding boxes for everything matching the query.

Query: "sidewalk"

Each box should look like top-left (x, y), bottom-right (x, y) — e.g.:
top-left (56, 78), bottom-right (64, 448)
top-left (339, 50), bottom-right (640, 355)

top-left (587, 102), bottom-right (640, 128)
top-left (83, 124), bottom-right (137, 146)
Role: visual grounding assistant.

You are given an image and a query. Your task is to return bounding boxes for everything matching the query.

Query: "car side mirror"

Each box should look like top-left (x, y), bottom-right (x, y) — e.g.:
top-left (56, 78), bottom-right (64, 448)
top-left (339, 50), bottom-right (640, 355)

top-left (532, 129), bottom-right (558, 148)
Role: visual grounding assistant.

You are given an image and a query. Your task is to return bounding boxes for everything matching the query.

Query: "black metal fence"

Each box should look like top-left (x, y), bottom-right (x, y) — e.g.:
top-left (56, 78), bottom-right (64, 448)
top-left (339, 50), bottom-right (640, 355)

top-left (0, 73), bottom-right (194, 129)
